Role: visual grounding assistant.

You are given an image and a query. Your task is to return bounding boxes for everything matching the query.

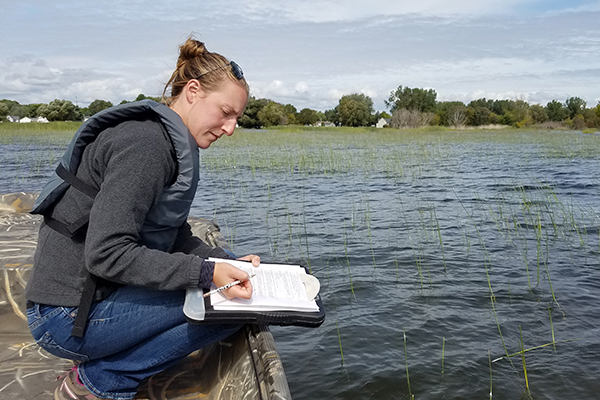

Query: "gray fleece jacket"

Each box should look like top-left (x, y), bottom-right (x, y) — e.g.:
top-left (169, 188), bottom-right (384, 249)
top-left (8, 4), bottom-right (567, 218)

top-left (25, 116), bottom-right (229, 306)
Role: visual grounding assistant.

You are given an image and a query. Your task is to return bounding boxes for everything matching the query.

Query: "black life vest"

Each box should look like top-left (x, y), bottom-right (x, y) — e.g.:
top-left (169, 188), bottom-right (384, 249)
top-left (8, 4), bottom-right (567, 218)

top-left (31, 100), bottom-right (199, 336)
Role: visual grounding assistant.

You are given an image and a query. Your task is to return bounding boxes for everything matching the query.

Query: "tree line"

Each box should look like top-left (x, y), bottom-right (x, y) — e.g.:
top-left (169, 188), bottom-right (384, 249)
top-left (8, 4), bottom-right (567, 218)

top-left (0, 94), bottom-right (160, 123)
top-left (2, 87), bottom-right (599, 129)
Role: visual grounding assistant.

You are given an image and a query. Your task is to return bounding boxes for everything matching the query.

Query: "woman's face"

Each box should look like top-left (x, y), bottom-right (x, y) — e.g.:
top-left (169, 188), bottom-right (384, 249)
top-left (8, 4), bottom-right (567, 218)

top-left (178, 79), bottom-right (248, 149)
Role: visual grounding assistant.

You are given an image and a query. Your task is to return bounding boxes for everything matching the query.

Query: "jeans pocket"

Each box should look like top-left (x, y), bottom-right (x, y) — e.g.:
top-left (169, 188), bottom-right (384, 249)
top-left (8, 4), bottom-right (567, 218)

top-left (27, 303), bottom-right (60, 331)
top-left (26, 306), bottom-right (37, 327)
top-left (27, 304), bottom-right (90, 362)
top-left (36, 331), bottom-right (89, 362)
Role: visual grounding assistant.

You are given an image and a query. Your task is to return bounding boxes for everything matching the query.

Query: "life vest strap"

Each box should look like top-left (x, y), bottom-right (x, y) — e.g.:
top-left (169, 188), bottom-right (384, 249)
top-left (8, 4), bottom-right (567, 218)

top-left (71, 273), bottom-right (98, 338)
top-left (47, 164), bottom-right (100, 337)
top-left (56, 163), bottom-right (99, 199)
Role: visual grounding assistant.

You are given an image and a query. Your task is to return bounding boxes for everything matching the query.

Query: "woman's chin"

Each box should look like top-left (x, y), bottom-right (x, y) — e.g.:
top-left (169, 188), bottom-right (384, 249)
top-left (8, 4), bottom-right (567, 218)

top-left (197, 140), bottom-right (213, 149)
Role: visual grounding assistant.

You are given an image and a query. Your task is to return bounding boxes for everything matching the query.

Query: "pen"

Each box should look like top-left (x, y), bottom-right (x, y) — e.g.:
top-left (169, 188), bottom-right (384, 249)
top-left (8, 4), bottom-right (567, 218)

top-left (203, 274), bottom-right (256, 298)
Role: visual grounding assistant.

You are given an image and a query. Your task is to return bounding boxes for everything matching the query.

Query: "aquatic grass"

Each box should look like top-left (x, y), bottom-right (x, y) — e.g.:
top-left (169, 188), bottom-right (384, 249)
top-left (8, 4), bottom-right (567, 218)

top-left (0, 122), bottom-right (80, 146)
top-left (543, 250), bottom-right (561, 311)
top-left (397, 195), bottom-right (425, 288)
top-left (8, 127), bottom-right (600, 399)
top-left (519, 230), bottom-right (532, 292)
top-left (342, 223), bottom-right (355, 298)
top-left (453, 189), bottom-right (495, 299)
top-left (403, 329), bottom-right (414, 400)
top-left (519, 326), bottom-right (532, 399)
top-left (535, 213), bottom-right (542, 286)
top-left (489, 295), bottom-right (513, 368)
top-left (301, 197), bottom-right (311, 272)
top-left (432, 206), bottom-right (446, 272)
top-left (492, 338), bottom-right (578, 364)
top-left (548, 303), bottom-right (556, 352)
top-left (441, 337), bottom-right (446, 375)
top-left (336, 320), bottom-right (345, 366)
top-left (363, 196), bottom-right (377, 271)
top-left (488, 350), bottom-right (493, 400)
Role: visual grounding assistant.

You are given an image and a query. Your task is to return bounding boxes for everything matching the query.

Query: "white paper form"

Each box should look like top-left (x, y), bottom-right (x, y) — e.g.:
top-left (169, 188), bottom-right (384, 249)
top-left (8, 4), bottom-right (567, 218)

top-left (207, 259), bottom-right (320, 312)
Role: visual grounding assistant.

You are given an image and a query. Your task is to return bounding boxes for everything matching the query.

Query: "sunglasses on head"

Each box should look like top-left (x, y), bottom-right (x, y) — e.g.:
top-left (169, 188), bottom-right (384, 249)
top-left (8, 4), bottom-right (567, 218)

top-left (196, 61), bottom-right (244, 80)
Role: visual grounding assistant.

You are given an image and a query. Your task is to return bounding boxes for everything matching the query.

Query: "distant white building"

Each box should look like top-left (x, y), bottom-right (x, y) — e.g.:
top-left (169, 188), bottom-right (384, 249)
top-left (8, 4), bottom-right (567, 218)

top-left (19, 116), bottom-right (49, 123)
top-left (313, 121), bottom-right (335, 127)
top-left (376, 118), bottom-right (391, 128)
top-left (7, 116), bottom-right (20, 123)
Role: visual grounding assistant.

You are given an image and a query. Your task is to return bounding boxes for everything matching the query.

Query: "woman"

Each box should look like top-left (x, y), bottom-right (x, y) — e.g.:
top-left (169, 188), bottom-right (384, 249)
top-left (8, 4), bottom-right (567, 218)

top-left (25, 37), bottom-right (259, 400)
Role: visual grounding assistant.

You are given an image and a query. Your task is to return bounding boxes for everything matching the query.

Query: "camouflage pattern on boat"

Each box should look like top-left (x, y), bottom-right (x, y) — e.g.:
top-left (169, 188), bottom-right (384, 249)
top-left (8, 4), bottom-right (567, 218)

top-left (0, 192), bottom-right (291, 400)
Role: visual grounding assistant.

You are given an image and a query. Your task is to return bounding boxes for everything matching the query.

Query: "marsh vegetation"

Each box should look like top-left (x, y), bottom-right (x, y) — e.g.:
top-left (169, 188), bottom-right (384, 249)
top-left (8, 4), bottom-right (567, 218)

top-left (2, 125), bottom-right (599, 399)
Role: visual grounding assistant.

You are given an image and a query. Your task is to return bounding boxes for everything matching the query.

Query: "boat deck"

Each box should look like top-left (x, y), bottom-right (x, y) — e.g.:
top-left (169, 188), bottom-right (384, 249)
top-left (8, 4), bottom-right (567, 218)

top-left (0, 192), bottom-right (291, 399)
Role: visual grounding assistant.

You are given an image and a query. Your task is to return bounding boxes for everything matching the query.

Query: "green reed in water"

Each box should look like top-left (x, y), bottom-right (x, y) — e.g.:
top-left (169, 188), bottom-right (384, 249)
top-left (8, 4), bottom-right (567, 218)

top-left (403, 328), bottom-right (414, 400)
top-left (336, 320), bottom-right (345, 366)
top-left (441, 337), bottom-right (446, 375)
top-left (9, 126), bottom-right (600, 399)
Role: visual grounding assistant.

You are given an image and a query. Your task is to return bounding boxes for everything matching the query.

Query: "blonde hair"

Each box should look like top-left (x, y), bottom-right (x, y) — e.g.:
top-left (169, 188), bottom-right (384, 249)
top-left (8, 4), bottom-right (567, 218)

top-left (162, 37), bottom-right (249, 104)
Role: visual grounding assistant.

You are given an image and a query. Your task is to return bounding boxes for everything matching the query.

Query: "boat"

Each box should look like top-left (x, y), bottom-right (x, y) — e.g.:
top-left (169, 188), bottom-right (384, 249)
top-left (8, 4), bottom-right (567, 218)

top-left (0, 192), bottom-right (292, 399)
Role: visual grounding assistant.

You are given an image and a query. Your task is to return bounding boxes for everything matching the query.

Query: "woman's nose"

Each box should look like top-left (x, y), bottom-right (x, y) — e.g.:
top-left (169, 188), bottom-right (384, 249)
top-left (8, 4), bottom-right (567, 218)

top-left (223, 119), bottom-right (236, 136)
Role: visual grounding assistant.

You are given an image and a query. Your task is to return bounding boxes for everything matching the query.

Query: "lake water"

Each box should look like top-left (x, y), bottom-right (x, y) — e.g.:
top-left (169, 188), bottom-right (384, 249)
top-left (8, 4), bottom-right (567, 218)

top-left (1, 129), bottom-right (599, 399)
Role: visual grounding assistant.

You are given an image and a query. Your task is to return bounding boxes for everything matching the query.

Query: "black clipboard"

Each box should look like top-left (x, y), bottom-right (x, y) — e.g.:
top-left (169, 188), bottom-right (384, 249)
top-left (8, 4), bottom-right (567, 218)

top-left (184, 265), bottom-right (325, 328)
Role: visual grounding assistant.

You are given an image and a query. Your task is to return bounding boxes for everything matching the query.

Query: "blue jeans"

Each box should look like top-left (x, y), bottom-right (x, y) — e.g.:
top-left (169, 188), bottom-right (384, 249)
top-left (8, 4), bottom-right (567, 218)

top-left (27, 286), bottom-right (240, 399)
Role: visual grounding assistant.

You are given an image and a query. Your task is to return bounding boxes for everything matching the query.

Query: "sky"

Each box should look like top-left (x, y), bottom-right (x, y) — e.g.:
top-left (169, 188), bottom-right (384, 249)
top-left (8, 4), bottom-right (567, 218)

top-left (1, 0), bottom-right (599, 112)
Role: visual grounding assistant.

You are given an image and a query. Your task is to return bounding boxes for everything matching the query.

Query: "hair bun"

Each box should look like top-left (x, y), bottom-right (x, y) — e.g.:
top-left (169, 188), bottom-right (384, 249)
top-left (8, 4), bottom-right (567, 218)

top-left (163, 35), bottom-right (248, 102)
top-left (178, 38), bottom-right (206, 62)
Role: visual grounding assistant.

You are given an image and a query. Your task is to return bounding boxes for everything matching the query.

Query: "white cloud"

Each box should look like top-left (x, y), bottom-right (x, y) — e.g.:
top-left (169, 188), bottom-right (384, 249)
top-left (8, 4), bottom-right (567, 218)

top-left (295, 81), bottom-right (309, 93)
top-left (0, 2), bottom-right (598, 111)
top-left (241, 0), bottom-right (528, 22)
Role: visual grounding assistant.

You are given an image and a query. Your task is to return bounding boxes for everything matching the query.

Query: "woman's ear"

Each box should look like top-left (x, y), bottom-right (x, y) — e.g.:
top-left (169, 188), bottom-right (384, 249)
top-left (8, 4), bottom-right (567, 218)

top-left (185, 79), bottom-right (204, 103)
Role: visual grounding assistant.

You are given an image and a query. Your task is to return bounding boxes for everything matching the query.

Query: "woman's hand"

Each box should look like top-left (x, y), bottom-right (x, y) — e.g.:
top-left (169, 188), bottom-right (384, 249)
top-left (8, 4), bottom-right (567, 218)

top-left (236, 254), bottom-right (260, 267)
top-left (212, 255), bottom-right (260, 300)
top-left (213, 262), bottom-right (254, 299)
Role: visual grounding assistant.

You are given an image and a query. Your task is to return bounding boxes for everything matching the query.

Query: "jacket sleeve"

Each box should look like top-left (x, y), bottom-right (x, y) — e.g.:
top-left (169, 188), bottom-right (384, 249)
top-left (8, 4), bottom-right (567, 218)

top-left (83, 121), bottom-right (211, 290)
top-left (171, 222), bottom-right (235, 289)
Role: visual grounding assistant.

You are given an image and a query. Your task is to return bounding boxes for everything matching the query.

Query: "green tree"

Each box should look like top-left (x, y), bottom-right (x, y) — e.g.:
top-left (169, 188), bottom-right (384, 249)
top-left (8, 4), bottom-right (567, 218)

top-left (323, 108), bottom-right (339, 125)
top-left (238, 97), bottom-right (269, 128)
top-left (571, 114), bottom-right (586, 130)
top-left (491, 100), bottom-right (513, 117)
top-left (24, 103), bottom-right (44, 118)
top-left (134, 93), bottom-right (161, 102)
top-left (337, 93), bottom-right (374, 127)
top-left (582, 108), bottom-right (598, 128)
top-left (529, 104), bottom-right (548, 124)
top-left (385, 86), bottom-right (437, 113)
top-left (565, 96), bottom-right (586, 119)
top-left (0, 102), bottom-right (8, 116)
top-left (283, 104), bottom-right (297, 125)
top-left (37, 99), bottom-right (82, 121)
top-left (88, 99), bottom-right (114, 116)
top-left (0, 99), bottom-right (25, 118)
top-left (297, 108), bottom-right (319, 125)
top-left (0, 102), bottom-right (8, 122)
top-left (468, 98), bottom-right (494, 110)
top-left (257, 101), bottom-right (287, 127)
top-left (435, 101), bottom-right (466, 126)
top-left (546, 100), bottom-right (569, 121)
top-left (510, 100), bottom-right (531, 126)
top-left (468, 107), bottom-right (492, 126)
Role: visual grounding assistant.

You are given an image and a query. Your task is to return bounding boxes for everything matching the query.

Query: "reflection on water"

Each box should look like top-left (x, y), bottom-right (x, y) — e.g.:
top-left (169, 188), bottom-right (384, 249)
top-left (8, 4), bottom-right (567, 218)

top-left (2, 130), bottom-right (600, 399)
